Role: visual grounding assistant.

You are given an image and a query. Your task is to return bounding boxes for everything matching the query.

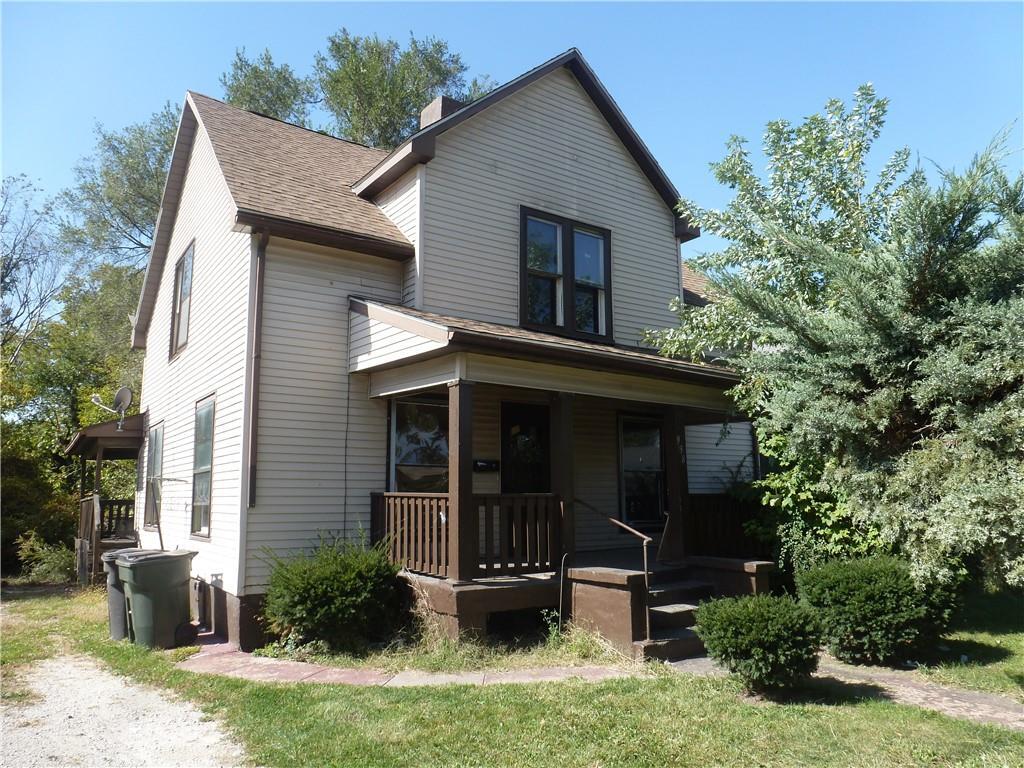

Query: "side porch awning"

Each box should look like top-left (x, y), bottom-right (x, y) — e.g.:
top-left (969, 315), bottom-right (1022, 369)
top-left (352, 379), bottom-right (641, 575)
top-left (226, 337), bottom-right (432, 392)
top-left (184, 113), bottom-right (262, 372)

top-left (348, 297), bottom-right (740, 415)
top-left (64, 413), bottom-right (145, 460)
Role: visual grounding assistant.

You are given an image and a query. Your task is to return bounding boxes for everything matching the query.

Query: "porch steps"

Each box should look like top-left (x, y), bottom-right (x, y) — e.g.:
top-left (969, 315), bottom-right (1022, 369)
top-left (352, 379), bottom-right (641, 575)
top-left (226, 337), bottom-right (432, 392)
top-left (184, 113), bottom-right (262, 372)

top-left (634, 627), bottom-right (704, 661)
top-left (646, 579), bottom-right (714, 607)
top-left (649, 602), bottom-right (698, 630)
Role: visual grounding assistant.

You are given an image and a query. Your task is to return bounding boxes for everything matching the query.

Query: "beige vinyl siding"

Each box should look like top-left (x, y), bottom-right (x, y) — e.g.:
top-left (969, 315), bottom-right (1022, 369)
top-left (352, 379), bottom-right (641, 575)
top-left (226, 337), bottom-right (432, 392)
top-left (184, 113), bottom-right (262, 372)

top-left (244, 240), bottom-right (402, 591)
top-left (421, 68), bottom-right (680, 346)
top-left (685, 422), bottom-right (755, 493)
top-left (348, 314), bottom-right (446, 372)
top-left (135, 125), bottom-right (253, 594)
top-left (374, 166), bottom-right (420, 307)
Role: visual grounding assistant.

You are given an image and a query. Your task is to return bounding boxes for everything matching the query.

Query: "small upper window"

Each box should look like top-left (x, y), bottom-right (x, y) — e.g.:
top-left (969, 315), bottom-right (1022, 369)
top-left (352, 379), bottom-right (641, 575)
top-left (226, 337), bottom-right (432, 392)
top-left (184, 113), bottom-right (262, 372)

top-left (521, 208), bottom-right (611, 339)
top-left (171, 243), bottom-right (193, 356)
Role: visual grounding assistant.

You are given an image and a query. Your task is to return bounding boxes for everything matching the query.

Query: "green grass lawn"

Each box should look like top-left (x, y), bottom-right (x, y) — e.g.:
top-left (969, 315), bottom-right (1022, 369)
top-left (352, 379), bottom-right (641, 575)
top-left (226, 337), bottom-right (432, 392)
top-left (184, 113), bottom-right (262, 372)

top-left (920, 590), bottom-right (1024, 700)
top-left (3, 588), bottom-right (1023, 768)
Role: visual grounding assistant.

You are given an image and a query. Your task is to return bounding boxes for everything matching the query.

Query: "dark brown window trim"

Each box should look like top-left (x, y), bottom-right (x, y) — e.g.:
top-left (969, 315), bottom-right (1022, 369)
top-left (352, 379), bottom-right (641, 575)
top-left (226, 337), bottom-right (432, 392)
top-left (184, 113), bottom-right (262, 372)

top-left (519, 206), bottom-right (613, 342)
top-left (169, 240), bottom-right (195, 361)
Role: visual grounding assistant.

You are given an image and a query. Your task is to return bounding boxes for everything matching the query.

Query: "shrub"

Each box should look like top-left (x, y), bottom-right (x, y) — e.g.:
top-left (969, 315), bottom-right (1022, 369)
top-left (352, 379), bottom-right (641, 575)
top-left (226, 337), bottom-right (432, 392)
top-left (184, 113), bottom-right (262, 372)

top-left (262, 534), bottom-right (405, 652)
top-left (14, 531), bottom-right (75, 584)
top-left (796, 556), bottom-right (932, 664)
top-left (694, 594), bottom-right (821, 691)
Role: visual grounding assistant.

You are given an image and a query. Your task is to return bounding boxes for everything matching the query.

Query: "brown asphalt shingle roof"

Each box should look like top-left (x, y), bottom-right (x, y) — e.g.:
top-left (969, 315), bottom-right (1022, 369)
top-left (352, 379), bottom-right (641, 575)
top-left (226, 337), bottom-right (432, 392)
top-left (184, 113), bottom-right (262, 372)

top-left (188, 92), bottom-right (410, 248)
top-left (681, 264), bottom-right (711, 305)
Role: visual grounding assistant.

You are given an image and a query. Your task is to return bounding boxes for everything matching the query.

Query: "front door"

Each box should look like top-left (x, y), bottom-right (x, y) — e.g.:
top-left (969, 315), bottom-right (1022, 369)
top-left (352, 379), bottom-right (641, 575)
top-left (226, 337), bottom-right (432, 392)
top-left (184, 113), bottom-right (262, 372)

top-left (500, 402), bottom-right (551, 493)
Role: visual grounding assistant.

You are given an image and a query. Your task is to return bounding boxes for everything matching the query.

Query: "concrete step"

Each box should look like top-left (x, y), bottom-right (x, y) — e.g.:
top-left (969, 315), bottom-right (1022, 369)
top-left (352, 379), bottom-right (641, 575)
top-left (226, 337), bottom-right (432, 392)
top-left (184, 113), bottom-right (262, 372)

top-left (646, 566), bottom-right (691, 585)
top-left (646, 579), bottom-right (714, 606)
top-left (633, 627), bottom-right (704, 661)
top-left (649, 602), bottom-right (697, 629)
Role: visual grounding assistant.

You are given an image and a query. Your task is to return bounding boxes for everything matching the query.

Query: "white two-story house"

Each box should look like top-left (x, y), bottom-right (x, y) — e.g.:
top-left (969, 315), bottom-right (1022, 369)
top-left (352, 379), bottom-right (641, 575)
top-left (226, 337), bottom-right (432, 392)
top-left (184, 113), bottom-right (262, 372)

top-left (112, 49), bottom-right (766, 656)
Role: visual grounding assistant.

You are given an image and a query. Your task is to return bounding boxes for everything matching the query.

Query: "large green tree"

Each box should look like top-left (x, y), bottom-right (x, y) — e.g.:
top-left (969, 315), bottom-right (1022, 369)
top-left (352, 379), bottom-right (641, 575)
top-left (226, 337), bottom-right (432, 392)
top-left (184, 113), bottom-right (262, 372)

top-left (315, 30), bottom-right (494, 147)
top-left (653, 89), bottom-right (1024, 585)
top-left (221, 48), bottom-right (317, 126)
top-left (59, 104), bottom-right (178, 268)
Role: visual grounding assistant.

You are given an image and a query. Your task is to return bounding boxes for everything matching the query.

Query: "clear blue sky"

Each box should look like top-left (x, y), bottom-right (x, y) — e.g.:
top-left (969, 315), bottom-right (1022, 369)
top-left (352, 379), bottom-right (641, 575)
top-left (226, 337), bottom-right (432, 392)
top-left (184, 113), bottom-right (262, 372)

top-left (4, 1), bottom-right (1021, 256)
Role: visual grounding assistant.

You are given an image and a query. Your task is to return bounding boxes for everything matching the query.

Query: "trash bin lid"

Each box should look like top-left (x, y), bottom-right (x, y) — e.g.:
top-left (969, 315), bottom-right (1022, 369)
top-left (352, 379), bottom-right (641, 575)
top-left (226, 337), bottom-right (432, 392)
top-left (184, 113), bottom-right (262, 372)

top-left (101, 547), bottom-right (153, 563)
top-left (115, 549), bottom-right (198, 567)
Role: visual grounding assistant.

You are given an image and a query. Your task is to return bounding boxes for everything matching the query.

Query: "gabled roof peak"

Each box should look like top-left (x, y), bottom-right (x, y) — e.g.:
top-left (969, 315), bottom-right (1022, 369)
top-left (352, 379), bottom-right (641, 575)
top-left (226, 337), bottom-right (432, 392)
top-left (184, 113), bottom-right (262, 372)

top-left (352, 47), bottom-right (698, 241)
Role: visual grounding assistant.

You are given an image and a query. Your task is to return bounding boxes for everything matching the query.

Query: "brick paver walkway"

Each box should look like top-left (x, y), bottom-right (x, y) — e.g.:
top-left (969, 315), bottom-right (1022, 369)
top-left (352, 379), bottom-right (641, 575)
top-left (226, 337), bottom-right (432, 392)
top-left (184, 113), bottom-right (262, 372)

top-left (176, 640), bottom-right (635, 687)
top-left (178, 641), bottom-right (1023, 730)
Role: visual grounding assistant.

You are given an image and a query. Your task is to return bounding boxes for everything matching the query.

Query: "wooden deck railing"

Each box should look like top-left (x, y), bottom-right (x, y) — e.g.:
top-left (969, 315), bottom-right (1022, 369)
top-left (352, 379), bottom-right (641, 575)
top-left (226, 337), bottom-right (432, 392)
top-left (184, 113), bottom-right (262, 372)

top-left (373, 493), bottom-right (450, 577)
top-left (686, 494), bottom-right (773, 559)
top-left (371, 492), bottom-right (563, 578)
top-left (79, 495), bottom-right (98, 540)
top-left (475, 493), bottom-right (562, 576)
top-left (99, 499), bottom-right (135, 539)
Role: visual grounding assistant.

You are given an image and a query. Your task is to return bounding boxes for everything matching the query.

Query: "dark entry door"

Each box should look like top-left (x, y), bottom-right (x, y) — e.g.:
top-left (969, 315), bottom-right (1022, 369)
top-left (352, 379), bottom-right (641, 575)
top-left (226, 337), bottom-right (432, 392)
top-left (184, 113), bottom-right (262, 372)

top-left (501, 403), bottom-right (551, 493)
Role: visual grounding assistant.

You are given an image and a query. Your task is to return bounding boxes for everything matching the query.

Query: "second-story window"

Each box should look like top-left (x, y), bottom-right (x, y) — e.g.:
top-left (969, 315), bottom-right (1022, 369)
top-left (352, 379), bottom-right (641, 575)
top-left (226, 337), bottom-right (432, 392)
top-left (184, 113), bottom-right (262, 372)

top-left (170, 242), bottom-right (193, 356)
top-left (521, 208), bottom-right (611, 339)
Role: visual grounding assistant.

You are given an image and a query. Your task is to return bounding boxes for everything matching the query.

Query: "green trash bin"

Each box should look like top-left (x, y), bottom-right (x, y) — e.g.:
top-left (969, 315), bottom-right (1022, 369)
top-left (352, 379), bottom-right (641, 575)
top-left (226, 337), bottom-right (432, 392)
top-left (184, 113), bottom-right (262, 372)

top-left (100, 547), bottom-right (154, 641)
top-left (117, 549), bottom-right (197, 649)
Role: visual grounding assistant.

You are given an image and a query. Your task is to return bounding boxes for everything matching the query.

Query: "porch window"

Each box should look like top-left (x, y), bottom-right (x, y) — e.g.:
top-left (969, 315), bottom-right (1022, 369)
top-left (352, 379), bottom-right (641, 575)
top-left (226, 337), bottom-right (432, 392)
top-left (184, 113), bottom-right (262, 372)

top-left (191, 397), bottom-right (214, 536)
top-left (521, 207), bottom-right (611, 339)
top-left (170, 243), bottom-right (193, 356)
top-left (620, 418), bottom-right (665, 526)
top-left (500, 402), bottom-right (551, 493)
top-left (392, 399), bottom-right (449, 492)
top-left (143, 423), bottom-right (163, 528)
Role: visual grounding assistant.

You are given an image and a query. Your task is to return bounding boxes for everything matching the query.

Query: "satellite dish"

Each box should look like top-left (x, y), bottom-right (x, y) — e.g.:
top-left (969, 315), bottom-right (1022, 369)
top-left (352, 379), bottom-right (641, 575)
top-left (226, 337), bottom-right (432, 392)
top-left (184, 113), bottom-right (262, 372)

top-left (91, 387), bottom-right (133, 430)
top-left (113, 387), bottom-right (133, 413)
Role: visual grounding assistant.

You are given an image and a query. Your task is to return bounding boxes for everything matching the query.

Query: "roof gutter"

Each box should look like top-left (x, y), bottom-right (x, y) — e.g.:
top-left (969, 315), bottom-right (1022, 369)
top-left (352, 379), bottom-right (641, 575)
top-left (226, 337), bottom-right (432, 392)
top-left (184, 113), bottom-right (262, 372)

top-left (234, 210), bottom-right (414, 261)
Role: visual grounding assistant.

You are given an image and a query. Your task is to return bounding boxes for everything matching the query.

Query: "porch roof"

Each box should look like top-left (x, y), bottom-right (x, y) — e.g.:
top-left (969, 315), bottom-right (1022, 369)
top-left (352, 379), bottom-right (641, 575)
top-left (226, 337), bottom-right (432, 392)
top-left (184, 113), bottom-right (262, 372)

top-left (64, 413), bottom-right (145, 460)
top-left (349, 298), bottom-right (739, 388)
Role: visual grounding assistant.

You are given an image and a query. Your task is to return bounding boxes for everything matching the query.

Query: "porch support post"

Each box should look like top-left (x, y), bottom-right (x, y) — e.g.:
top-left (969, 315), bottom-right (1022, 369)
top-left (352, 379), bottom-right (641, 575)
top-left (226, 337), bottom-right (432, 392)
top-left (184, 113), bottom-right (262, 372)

top-left (93, 444), bottom-right (104, 493)
top-left (551, 392), bottom-right (575, 563)
top-left (447, 379), bottom-right (477, 582)
top-left (658, 406), bottom-right (688, 562)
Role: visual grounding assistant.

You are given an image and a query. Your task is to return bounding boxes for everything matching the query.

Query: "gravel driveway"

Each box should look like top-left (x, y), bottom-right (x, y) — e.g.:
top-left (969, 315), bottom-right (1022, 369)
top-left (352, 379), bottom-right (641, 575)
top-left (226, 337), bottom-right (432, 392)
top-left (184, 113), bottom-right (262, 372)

top-left (2, 656), bottom-right (245, 767)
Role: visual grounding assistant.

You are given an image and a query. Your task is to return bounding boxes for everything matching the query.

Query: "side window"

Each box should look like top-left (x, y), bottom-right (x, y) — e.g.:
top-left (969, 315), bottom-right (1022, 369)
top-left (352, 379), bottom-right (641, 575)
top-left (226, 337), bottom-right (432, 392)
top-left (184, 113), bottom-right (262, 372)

top-left (191, 397), bottom-right (215, 536)
top-left (143, 423), bottom-right (164, 527)
top-left (170, 243), bottom-right (194, 356)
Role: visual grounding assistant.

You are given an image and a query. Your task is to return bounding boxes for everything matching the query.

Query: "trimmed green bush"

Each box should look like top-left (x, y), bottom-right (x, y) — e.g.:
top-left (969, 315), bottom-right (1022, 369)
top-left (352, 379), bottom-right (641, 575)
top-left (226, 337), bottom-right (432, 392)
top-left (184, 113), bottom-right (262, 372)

top-left (695, 594), bottom-right (821, 691)
top-left (796, 556), bottom-right (930, 664)
top-left (263, 534), bottom-right (405, 652)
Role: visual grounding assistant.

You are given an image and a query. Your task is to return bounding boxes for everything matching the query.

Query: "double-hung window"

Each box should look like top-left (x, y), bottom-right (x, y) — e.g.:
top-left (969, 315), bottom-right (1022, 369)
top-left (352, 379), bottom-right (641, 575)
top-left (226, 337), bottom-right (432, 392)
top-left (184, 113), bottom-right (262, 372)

top-left (521, 208), bottom-right (611, 339)
top-left (143, 423), bottom-right (164, 528)
top-left (170, 243), bottom-right (193, 356)
top-left (191, 397), bottom-right (215, 536)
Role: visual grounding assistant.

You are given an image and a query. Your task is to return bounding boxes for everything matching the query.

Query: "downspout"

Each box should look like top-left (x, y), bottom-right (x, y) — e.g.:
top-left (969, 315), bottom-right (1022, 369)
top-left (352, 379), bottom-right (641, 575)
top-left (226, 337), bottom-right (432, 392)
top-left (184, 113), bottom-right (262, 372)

top-left (247, 231), bottom-right (269, 507)
top-left (237, 230), bottom-right (268, 597)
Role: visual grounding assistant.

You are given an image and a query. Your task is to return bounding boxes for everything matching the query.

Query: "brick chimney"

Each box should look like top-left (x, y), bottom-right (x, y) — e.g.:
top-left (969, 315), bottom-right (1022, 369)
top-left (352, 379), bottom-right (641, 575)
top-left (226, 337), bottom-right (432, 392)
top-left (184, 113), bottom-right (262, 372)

top-left (419, 95), bottom-right (463, 129)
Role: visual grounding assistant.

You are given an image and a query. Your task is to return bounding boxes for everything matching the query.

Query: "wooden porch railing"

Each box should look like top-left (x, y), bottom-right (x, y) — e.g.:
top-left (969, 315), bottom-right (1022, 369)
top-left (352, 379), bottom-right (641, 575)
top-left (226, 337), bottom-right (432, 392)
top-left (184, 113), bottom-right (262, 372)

top-left (99, 499), bottom-right (135, 539)
top-left (373, 493), bottom-right (450, 577)
top-left (475, 493), bottom-right (562, 576)
top-left (371, 492), bottom-right (563, 578)
top-left (686, 494), bottom-right (773, 559)
top-left (78, 495), bottom-right (136, 541)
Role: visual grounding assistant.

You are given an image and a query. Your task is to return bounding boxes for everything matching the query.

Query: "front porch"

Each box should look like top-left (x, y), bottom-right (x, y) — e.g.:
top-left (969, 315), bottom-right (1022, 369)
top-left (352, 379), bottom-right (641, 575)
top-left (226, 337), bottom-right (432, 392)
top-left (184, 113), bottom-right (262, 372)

top-left (352, 298), bottom-right (774, 657)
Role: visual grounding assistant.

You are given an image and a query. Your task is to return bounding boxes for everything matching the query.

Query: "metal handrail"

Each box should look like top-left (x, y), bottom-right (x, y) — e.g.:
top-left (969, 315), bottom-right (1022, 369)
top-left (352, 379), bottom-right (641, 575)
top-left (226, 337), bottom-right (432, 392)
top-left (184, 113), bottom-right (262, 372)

top-left (607, 516), bottom-right (653, 642)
